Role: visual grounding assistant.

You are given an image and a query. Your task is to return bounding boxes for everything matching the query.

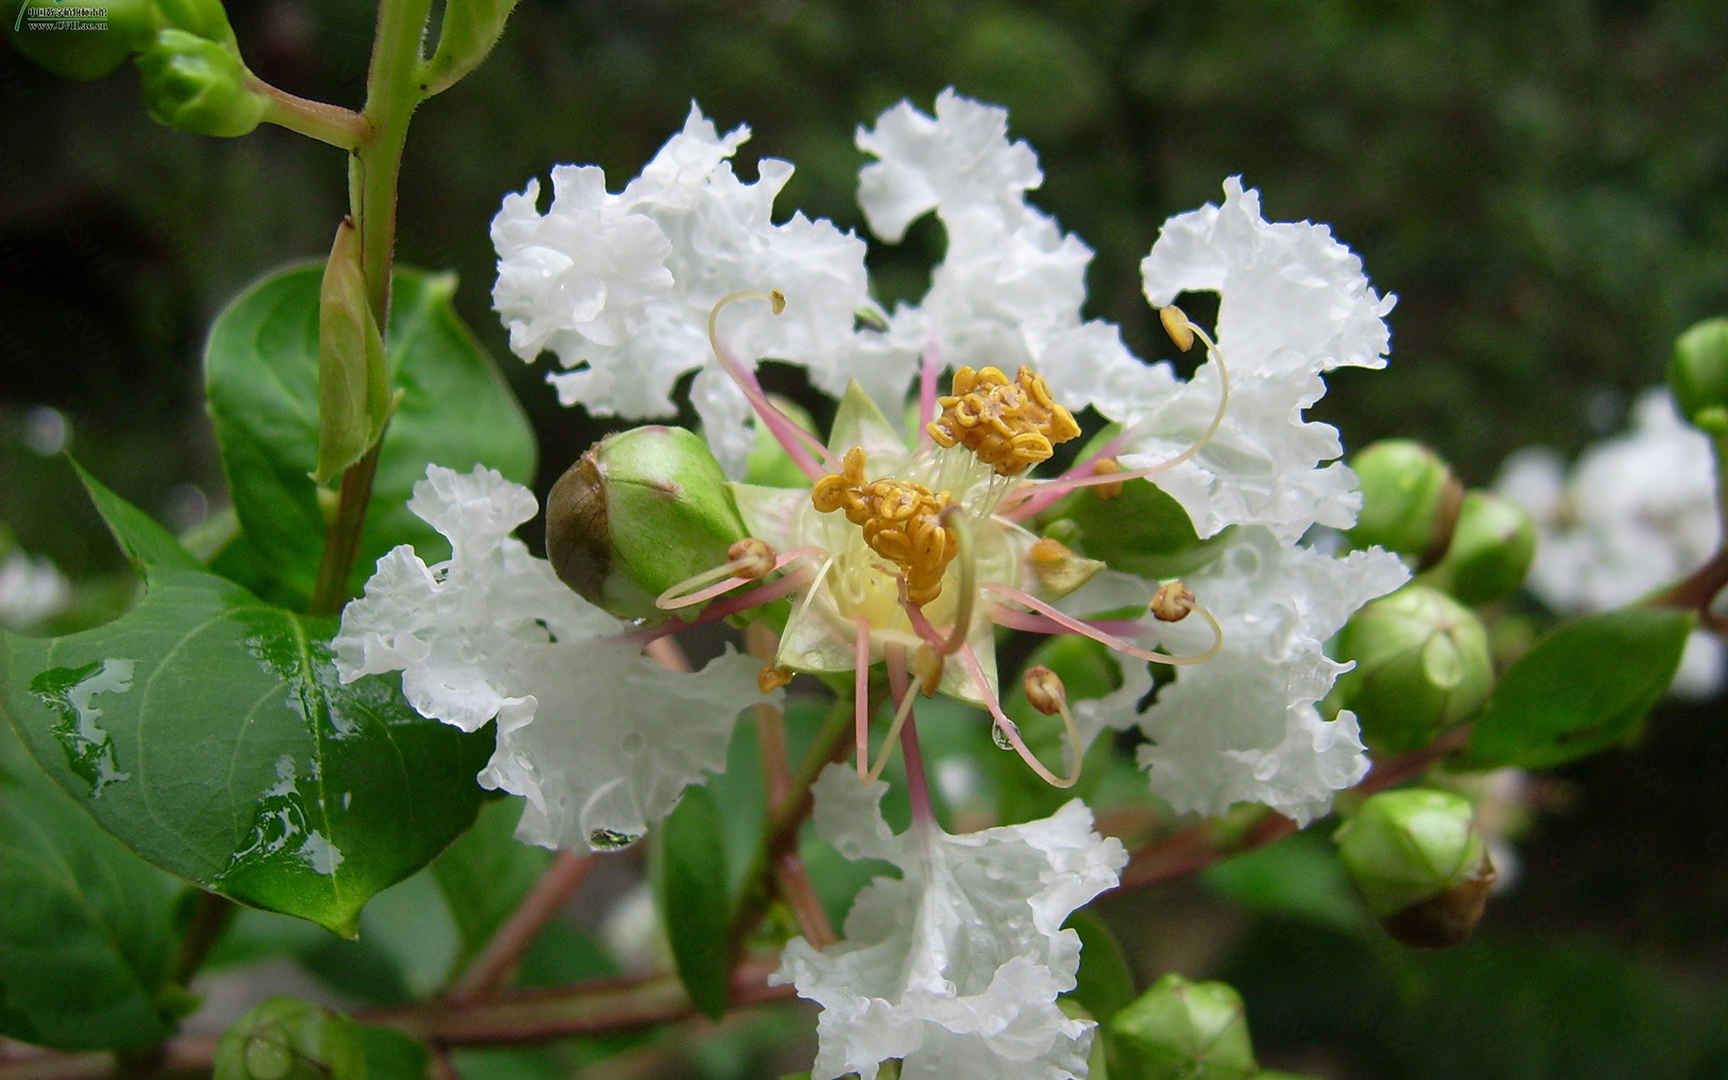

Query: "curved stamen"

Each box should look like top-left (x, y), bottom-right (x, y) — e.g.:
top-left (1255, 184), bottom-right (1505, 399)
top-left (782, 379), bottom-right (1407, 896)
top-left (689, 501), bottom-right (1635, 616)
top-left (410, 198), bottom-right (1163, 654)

top-left (955, 643), bottom-right (1078, 789)
top-left (988, 608), bottom-right (1152, 638)
top-left (655, 544), bottom-right (823, 610)
top-left (853, 616), bottom-right (872, 780)
top-left (708, 290), bottom-right (832, 481)
top-left (630, 568), bottom-right (812, 645)
top-left (983, 583), bottom-right (1224, 666)
top-left (865, 644), bottom-right (920, 784)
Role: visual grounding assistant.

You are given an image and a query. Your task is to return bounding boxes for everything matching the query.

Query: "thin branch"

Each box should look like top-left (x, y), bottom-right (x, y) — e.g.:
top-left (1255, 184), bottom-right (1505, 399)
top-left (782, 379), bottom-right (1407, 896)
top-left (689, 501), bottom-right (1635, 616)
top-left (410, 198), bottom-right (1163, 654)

top-left (167, 891), bottom-right (236, 987)
top-left (251, 78), bottom-right (369, 150)
top-left (446, 851), bottom-right (595, 1000)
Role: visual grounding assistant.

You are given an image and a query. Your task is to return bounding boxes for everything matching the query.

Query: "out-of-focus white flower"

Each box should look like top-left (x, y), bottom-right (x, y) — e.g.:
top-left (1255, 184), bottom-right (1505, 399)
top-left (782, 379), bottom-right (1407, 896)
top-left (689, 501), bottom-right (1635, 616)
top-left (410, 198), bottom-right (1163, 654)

top-left (491, 104), bottom-right (870, 474)
top-left (1495, 388), bottom-right (1724, 697)
top-left (1071, 530), bottom-right (1409, 824)
top-left (332, 465), bottom-right (774, 851)
top-left (0, 550), bottom-right (72, 629)
top-left (1115, 177), bottom-right (1397, 543)
top-left (772, 766), bottom-right (1126, 1080)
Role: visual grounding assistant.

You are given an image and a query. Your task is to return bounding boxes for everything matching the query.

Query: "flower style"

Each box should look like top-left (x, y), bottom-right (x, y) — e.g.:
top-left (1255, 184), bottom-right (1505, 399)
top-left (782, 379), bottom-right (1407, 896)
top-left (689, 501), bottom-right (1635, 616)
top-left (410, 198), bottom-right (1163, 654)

top-left (331, 464), bottom-right (774, 851)
top-left (1496, 387), bottom-right (1725, 696)
top-left (771, 765), bottom-right (1127, 1080)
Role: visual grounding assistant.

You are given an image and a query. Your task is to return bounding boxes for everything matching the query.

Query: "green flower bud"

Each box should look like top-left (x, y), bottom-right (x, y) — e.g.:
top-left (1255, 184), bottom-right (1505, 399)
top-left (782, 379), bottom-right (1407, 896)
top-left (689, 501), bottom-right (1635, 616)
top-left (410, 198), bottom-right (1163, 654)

top-left (1417, 490), bottom-right (1536, 605)
top-left (745, 395), bottom-right (819, 488)
top-left (134, 27), bottom-right (265, 137)
top-left (1669, 316), bottom-right (1728, 435)
top-left (1346, 439), bottom-right (1461, 559)
top-left (1036, 424), bottom-right (1226, 579)
top-left (1330, 584), bottom-right (1493, 754)
top-left (1335, 788), bottom-right (1495, 948)
top-left (1107, 973), bottom-right (1258, 1080)
top-left (213, 997), bottom-right (364, 1080)
top-left (546, 425), bottom-right (748, 620)
top-left (9, 0), bottom-right (154, 79)
top-left (153, 0), bottom-right (238, 46)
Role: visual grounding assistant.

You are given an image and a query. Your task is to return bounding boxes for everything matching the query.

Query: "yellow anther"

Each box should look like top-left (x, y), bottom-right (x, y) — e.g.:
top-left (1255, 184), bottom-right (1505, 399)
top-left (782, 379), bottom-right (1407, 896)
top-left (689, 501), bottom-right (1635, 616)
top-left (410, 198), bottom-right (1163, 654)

top-left (1090, 458), bottom-right (1126, 500)
top-left (925, 365), bottom-right (1082, 476)
top-left (1023, 665), bottom-right (1067, 716)
top-left (810, 446), bottom-right (957, 605)
top-left (757, 664), bottom-right (795, 693)
top-left (1029, 537), bottom-right (1072, 565)
top-left (1160, 305), bottom-right (1196, 352)
top-left (728, 538), bottom-right (777, 580)
top-left (914, 644), bottom-right (945, 698)
top-left (1150, 581), bottom-right (1196, 623)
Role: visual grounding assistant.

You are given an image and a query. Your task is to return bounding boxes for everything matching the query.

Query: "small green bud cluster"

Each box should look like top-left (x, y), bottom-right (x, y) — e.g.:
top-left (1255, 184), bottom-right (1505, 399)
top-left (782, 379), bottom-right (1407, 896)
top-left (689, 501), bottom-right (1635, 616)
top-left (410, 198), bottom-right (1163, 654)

top-left (213, 997), bottom-right (364, 1080)
top-left (1331, 584), bottom-right (1493, 753)
top-left (546, 426), bottom-right (748, 621)
top-left (1335, 788), bottom-right (1495, 948)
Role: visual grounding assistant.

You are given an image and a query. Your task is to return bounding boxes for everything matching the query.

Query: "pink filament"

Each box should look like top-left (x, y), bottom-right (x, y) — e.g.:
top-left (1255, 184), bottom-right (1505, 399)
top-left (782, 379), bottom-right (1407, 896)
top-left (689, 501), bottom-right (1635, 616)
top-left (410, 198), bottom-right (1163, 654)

top-left (955, 643), bottom-right (1073, 788)
top-left (984, 583), bottom-right (1176, 665)
top-left (632, 570), bottom-right (809, 645)
top-left (988, 607), bottom-right (1149, 638)
top-left (886, 645), bottom-right (935, 823)
top-left (854, 617), bottom-right (872, 779)
top-left (1001, 432), bottom-right (1129, 521)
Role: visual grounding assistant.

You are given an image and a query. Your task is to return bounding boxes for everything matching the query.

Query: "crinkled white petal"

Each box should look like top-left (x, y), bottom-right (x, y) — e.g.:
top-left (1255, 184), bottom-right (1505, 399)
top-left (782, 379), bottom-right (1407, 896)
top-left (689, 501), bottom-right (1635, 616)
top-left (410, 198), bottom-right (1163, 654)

top-left (492, 103), bottom-right (869, 475)
top-left (332, 465), bottom-right (775, 850)
top-left (856, 87), bottom-right (1043, 243)
top-left (773, 766), bottom-right (1125, 1080)
top-left (1121, 528), bottom-right (1408, 824)
top-left (1114, 176), bottom-right (1396, 540)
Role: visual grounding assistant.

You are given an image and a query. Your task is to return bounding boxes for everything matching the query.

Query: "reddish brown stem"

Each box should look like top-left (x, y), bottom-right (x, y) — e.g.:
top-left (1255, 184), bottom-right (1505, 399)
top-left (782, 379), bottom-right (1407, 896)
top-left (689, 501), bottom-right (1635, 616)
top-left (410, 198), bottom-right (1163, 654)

top-left (447, 850), bottom-right (595, 1000)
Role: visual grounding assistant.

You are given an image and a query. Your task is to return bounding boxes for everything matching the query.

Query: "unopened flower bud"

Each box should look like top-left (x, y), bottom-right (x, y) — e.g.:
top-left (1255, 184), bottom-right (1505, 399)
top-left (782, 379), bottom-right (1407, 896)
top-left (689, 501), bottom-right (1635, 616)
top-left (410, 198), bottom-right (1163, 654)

top-left (1335, 788), bottom-right (1495, 948)
top-left (1038, 426), bottom-right (1225, 578)
top-left (1108, 973), bottom-right (1258, 1080)
top-left (9, 0), bottom-right (154, 79)
top-left (1346, 440), bottom-right (1461, 560)
top-left (1669, 316), bottom-right (1728, 434)
top-left (1331, 584), bottom-right (1492, 753)
top-left (546, 425), bottom-right (748, 620)
top-left (154, 0), bottom-right (241, 46)
top-left (213, 997), bottom-right (365, 1080)
top-left (134, 28), bottom-right (266, 137)
top-left (1418, 490), bottom-right (1536, 605)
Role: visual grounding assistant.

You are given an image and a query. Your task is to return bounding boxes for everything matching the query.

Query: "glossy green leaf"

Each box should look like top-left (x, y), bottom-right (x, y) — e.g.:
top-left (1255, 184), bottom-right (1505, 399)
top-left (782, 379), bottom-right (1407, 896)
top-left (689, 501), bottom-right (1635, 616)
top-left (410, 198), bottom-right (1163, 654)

top-left (1203, 832), bottom-right (1371, 937)
top-left (205, 264), bottom-right (534, 606)
top-left (652, 784), bottom-right (731, 1020)
top-left (357, 1024), bottom-right (431, 1079)
top-left (431, 796), bottom-right (552, 973)
top-left (1065, 909), bottom-right (1137, 1025)
top-left (1462, 608), bottom-right (1693, 770)
top-left (0, 711), bottom-right (182, 1050)
top-left (1, 468), bottom-right (494, 937)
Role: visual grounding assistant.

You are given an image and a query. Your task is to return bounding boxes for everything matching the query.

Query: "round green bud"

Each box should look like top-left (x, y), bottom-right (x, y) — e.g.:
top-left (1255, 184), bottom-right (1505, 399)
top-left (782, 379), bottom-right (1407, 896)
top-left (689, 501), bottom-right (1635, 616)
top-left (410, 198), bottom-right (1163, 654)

top-left (745, 395), bottom-right (819, 489)
top-left (1330, 584), bottom-right (1493, 754)
top-left (9, 0), bottom-right (155, 79)
top-left (1107, 973), bottom-right (1258, 1080)
top-left (1669, 317), bottom-right (1728, 434)
top-left (153, 0), bottom-right (238, 46)
top-left (1335, 788), bottom-right (1495, 948)
top-left (1036, 424), bottom-right (1227, 579)
top-left (546, 425), bottom-right (749, 621)
top-left (1346, 440), bottom-right (1461, 559)
top-left (1418, 490), bottom-right (1536, 605)
top-left (213, 997), bottom-right (365, 1080)
top-left (134, 27), bottom-right (265, 137)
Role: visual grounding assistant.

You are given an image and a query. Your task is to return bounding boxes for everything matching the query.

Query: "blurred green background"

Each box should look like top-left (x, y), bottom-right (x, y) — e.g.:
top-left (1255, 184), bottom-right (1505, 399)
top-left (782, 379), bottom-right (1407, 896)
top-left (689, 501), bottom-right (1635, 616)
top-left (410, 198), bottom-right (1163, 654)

top-left (3, 1), bottom-right (1727, 1077)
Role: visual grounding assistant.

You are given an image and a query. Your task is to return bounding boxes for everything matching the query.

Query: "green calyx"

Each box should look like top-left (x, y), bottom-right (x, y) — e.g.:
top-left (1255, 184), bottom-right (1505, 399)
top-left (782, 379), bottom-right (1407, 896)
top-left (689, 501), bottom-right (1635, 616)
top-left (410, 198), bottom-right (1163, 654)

top-left (135, 27), bottom-right (266, 137)
top-left (1107, 973), bottom-right (1258, 1080)
top-left (1669, 316), bottom-right (1728, 435)
top-left (1346, 439), bottom-right (1460, 559)
top-left (1335, 788), bottom-right (1495, 947)
top-left (1036, 424), bottom-right (1226, 579)
top-left (1330, 584), bottom-right (1493, 753)
top-left (1417, 489), bottom-right (1536, 605)
top-left (545, 425), bottom-right (749, 621)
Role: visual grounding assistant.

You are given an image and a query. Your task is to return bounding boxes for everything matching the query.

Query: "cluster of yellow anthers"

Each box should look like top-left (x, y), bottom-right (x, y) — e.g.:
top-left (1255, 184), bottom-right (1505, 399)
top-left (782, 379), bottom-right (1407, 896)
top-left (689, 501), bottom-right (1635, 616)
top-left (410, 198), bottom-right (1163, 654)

top-left (811, 447), bottom-right (957, 605)
top-left (926, 365), bottom-right (1082, 476)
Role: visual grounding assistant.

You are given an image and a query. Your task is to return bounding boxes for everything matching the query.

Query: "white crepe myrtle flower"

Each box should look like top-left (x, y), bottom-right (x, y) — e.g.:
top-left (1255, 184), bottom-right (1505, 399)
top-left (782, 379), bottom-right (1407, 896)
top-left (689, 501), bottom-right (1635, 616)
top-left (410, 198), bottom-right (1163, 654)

top-left (1495, 387), bottom-right (1725, 697)
top-left (772, 765), bottom-right (1126, 1080)
top-left (0, 549), bottom-right (72, 629)
top-left (332, 464), bottom-right (775, 851)
top-left (491, 103), bottom-right (870, 474)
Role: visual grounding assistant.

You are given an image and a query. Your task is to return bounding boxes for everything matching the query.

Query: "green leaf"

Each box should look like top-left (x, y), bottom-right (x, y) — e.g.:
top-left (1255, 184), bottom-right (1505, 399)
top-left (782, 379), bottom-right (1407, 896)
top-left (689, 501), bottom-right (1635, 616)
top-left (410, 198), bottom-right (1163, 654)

top-left (205, 264), bottom-right (534, 606)
top-left (1203, 831), bottom-right (1372, 937)
top-left (652, 784), bottom-right (731, 1020)
top-left (1065, 910), bottom-right (1137, 1025)
top-left (1461, 608), bottom-right (1694, 770)
top-left (357, 1023), bottom-right (431, 1079)
top-left (430, 796), bottom-right (552, 972)
top-left (1, 468), bottom-right (495, 937)
top-left (421, 0), bottom-right (521, 97)
top-left (0, 713), bottom-right (182, 1050)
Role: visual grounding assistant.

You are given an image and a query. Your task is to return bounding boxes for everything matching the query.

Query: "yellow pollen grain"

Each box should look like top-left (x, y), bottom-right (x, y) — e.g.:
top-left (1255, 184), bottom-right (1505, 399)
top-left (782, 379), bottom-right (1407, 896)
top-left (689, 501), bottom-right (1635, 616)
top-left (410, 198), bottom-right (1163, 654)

top-left (926, 365), bottom-right (1082, 476)
top-left (811, 446), bottom-right (957, 606)
top-left (757, 664), bottom-right (795, 693)
top-left (1090, 458), bottom-right (1126, 500)
top-left (914, 644), bottom-right (945, 698)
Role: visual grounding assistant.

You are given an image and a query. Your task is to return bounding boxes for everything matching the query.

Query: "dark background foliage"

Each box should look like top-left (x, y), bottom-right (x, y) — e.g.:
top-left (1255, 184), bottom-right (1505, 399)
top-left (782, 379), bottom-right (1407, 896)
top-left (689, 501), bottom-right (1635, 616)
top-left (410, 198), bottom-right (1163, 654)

top-left (3, 1), bottom-right (1727, 1076)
